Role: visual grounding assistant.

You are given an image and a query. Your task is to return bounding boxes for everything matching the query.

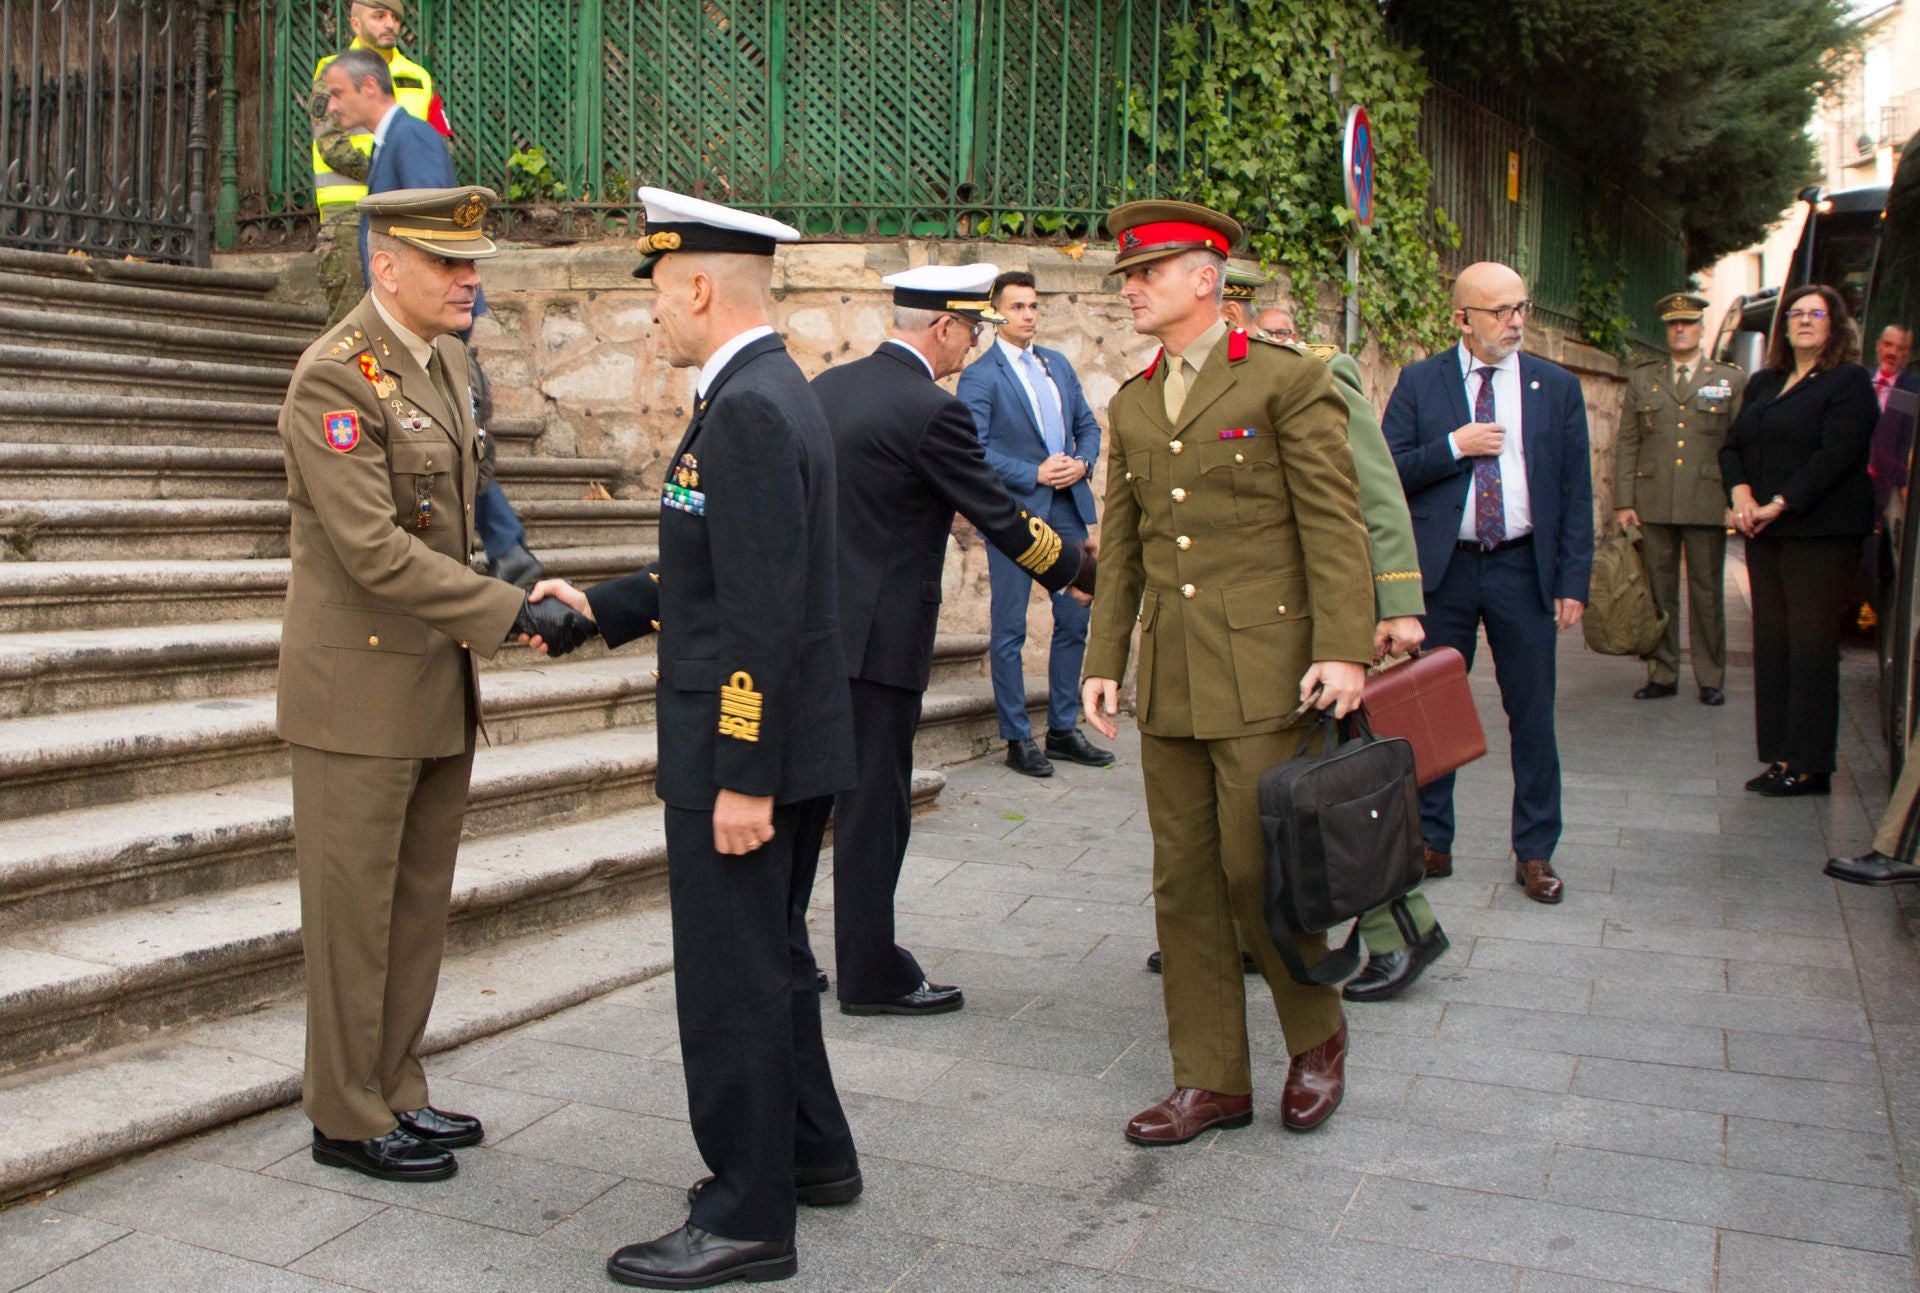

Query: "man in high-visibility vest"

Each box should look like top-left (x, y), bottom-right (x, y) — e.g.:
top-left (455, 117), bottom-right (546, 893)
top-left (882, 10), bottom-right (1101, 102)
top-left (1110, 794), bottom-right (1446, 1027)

top-left (310, 0), bottom-right (452, 323)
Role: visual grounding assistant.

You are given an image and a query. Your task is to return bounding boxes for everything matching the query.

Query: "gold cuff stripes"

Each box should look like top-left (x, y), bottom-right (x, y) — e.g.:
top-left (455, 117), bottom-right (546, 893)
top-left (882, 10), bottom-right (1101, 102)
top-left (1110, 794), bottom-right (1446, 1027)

top-left (718, 670), bottom-right (763, 743)
top-left (1014, 513), bottom-right (1064, 575)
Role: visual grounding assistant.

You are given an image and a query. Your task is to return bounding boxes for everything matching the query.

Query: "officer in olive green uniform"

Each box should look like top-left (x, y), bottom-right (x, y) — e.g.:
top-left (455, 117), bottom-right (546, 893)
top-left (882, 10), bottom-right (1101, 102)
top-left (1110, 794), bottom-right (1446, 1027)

top-left (1615, 291), bottom-right (1746, 704)
top-left (278, 186), bottom-right (589, 1183)
top-left (1084, 204), bottom-right (1374, 1145)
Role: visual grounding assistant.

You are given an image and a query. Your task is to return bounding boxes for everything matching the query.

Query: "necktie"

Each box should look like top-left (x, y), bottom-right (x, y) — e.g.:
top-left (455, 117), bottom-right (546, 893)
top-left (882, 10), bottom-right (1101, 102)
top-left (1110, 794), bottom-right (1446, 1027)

top-left (1472, 365), bottom-right (1505, 549)
top-left (1022, 349), bottom-right (1067, 456)
top-left (1163, 356), bottom-right (1188, 423)
top-left (1878, 371), bottom-right (1893, 412)
top-left (1674, 364), bottom-right (1691, 395)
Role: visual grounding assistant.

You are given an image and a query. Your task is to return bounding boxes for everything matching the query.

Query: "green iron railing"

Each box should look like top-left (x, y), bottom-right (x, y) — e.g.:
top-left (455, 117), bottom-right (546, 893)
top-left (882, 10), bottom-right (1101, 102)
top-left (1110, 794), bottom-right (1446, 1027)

top-left (212, 1), bottom-right (1683, 347)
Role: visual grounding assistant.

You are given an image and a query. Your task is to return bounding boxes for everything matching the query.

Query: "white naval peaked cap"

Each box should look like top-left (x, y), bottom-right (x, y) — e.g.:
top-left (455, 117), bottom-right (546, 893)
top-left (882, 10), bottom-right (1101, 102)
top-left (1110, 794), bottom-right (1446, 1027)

top-left (883, 262), bottom-right (1006, 322)
top-left (632, 186), bottom-right (801, 279)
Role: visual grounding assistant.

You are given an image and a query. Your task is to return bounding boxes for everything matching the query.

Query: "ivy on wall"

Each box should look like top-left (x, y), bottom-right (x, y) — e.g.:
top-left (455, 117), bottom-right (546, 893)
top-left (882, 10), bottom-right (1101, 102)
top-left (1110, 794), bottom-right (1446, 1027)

top-left (1144, 0), bottom-right (1457, 358)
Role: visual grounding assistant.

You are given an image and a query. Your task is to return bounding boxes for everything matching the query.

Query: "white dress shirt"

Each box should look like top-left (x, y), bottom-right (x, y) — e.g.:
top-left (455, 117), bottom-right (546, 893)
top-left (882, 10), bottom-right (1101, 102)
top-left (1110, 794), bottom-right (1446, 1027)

top-left (996, 336), bottom-right (1062, 436)
top-left (1450, 343), bottom-right (1532, 542)
top-left (370, 291), bottom-right (433, 370)
top-left (881, 337), bottom-right (935, 380)
top-left (370, 102), bottom-right (403, 157)
top-left (697, 325), bottom-right (777, 398)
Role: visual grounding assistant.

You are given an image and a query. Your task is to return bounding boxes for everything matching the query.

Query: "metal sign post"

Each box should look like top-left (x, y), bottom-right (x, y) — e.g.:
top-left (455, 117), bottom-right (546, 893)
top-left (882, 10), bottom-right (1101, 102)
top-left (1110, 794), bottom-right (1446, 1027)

top-left (1342, 105), bottom-right (1375, 351)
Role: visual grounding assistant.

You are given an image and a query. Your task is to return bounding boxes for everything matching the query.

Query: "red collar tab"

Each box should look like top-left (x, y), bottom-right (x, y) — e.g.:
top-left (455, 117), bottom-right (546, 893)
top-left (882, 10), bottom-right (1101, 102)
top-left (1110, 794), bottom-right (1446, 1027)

top-left (1117, 220), bottom-right (1230, 256)
top-left (1227, 328), bottom-right (1249, 362)
top-left (1142, 347), bottom-right (1164, 380)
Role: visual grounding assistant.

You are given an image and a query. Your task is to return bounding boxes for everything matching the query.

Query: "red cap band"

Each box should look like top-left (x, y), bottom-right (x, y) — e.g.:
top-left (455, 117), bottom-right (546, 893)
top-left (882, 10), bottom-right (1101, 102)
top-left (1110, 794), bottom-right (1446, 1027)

top-left (1117, 220), bottom-right (1227, 255)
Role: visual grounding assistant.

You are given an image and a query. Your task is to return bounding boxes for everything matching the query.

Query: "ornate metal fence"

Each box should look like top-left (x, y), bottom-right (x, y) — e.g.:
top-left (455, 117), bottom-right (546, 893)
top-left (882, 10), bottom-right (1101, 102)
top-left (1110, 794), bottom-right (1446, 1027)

top-left (0, 0), bottom-right (215, 263)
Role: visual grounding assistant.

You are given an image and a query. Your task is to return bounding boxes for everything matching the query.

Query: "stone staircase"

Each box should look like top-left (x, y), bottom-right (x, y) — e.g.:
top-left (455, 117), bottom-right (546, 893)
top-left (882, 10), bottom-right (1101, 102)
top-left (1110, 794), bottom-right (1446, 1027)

top-left (0, 249), bottom-right (1032, 1200)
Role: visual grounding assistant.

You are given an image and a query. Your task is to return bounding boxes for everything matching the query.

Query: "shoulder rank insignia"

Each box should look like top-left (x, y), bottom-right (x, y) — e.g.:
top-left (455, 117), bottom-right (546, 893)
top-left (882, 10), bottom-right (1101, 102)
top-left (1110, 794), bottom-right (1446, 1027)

top-left (673, 452), bottom-right (700, 490)
top-left (1227, 328), bottom-right (1249, 361)
top-left (322, 409), bottom-right (361, 452)
top-left (357, 353), bottom-right (398, 400)
top-left (718, 671), bottom-right (762, 743)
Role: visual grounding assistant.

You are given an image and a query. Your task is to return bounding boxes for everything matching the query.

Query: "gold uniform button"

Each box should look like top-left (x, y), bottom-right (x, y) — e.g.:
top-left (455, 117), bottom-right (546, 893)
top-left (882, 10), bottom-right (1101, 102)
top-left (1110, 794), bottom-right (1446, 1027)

top-left (460, 641), bottom-right (469, 649)
top-left (1234, 452), bottom-right (1245, 464)
top-left (1277, 604), bottom-right (1288, 614)
top-left (424, 457), bottom-right (433, 468)
top-left (1171, 488), bottom-right (1187, 502)
top-left (1675, 458), bottom-right (1685, 466)
top-left (1176, 535), bottom-right (1191, 550)
top-left (1124, 470), bottom-right (1134, 481)
top-left (1169, 439), bottom-right (1184, 454)
top-left (650, 619), bottom-right (661, 630)
top-left (650, 669), bottom-right (661, 679)
top-left (1677, 421), bottom-right (1686, 430)
top-left (1180, 583), bottom-right (1197, 599)
top-left (368, 635), bottom-right (380, 647)
top-left (1676, 439), bottom-right (1685, 447)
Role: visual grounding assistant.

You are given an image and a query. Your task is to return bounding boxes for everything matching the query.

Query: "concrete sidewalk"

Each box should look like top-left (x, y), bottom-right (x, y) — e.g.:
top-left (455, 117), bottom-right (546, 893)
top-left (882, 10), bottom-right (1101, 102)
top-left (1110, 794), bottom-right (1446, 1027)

top-left (6, 613), bottom-right (1920, 1291)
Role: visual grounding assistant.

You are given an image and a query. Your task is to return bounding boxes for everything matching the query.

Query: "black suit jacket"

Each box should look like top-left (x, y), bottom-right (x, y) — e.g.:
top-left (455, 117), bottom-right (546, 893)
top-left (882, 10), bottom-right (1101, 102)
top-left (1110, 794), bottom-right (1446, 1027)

top-left (1719, 363), bottom-right (1879, 539)
top-left (588, 333), bottom-right (856, 808)
top-left (812, 342), bottom-right (1084, 693)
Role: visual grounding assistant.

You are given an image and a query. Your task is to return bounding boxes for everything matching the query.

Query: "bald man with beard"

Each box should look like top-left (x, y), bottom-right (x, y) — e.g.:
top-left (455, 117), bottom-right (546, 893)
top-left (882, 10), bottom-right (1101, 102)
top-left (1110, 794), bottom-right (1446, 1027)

top-left (1380, 262), bottom-right (1593, 905)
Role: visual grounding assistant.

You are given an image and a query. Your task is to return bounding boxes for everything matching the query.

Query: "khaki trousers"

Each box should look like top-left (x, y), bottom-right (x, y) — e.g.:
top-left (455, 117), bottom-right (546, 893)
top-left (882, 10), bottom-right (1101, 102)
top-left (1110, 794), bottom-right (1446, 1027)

top-left (1641, 522), bottom-right (1727, 689)
top-left (1874, 740), bottom-right (1920, 857)
top-left (291, 741), bottom-right (474, 1140)
top-left (1141, 728), bottom-right (1344, 1095)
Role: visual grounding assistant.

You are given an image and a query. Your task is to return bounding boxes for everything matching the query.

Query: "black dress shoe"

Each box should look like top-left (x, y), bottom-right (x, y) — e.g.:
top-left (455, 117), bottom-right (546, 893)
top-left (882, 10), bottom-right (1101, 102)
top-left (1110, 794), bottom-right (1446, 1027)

top-left (1826, 851), bottom-right (1920, 886)
top-left (686, 1162), bottom-right (862, 1207)
top-left (1146, 949), bottom-right (1257, 975)
top-left (839, 979), bottom-right (963, 1016)
top-left (1343, 925), bottom-right (1451, 1002)
top-left (814, 970), bottom-right (829, 993)
top-left (1634, 681), bottom-right (1678, 699)
top-left (606, 1223), bottom-right (797, 1289)
top-left (311, 1126), bottom-right (456, 1182)
top-left (1699, 686), bottom-right (1725, 706)
top-left (1744, 763), bottom-right (1788, 792)
top-left (1005, 738), bottom-right (1054, 777)
top-left (395, 1106), bottom-right (484, 1148)
top-left (1759, 771), bottom-right (1830, 798)
top-left (1046, 728), bottom-right (1116, 767)
top-left (489, 543), bottom-right (545, 591)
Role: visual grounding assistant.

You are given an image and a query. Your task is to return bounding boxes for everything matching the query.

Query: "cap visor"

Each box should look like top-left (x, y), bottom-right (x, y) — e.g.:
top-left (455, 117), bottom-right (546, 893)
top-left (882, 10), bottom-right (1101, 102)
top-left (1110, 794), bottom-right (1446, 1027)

top-left (632, 252), bottom-right (663, 280)
top-left (1107, 245), bottom-right (1195, 274)
top-left (395, 234), bottom-right (498, 260)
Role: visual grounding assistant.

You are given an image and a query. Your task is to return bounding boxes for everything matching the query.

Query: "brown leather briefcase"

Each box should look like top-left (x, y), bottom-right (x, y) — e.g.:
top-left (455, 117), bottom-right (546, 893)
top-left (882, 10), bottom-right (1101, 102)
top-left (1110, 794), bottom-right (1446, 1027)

top-left (1361, 647), bottom-right (1486, 787)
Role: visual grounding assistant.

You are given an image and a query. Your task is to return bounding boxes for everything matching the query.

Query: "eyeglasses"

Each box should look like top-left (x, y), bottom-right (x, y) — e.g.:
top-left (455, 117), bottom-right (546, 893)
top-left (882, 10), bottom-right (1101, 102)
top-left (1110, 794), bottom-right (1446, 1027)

top-left (941, 314), bottom-right (984, 340)
top-left (1784, 308), bottom-right (1830, 322)
top-left (1269, 328), bottom-right (1298, 340)
top-left (1461, 301), bottom-right (1532, 323)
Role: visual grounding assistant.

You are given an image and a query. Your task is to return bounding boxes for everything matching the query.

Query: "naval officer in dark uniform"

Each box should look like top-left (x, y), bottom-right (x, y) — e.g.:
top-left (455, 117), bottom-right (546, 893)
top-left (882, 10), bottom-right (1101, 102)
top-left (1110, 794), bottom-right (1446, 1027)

top-left (814, 263), bottom-right (1096, 1017)
top-left (522, 187), bottom-right (858, 1290)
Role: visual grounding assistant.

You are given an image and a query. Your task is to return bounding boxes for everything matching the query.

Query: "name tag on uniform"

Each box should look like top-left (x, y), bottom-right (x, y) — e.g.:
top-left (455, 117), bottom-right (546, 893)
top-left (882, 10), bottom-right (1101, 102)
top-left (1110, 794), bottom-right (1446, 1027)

top-left (1218, 427), bottom-right (1256, 439)
top-left (662, 482), bottom-right (706, 516)
top-left (1697, 383), bottom-right (1732, 401)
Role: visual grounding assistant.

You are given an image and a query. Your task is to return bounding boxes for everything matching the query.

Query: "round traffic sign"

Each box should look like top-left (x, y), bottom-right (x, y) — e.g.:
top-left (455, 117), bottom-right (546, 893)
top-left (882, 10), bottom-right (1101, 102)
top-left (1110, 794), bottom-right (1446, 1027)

top-left (1343, 106), bottom-right (1375, 229)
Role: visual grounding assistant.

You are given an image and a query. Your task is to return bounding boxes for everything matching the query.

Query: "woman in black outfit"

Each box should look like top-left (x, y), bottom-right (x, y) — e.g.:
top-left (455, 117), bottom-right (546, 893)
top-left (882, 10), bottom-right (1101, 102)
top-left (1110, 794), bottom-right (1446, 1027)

top-left (1721, 283), bottom-right (1880, 797)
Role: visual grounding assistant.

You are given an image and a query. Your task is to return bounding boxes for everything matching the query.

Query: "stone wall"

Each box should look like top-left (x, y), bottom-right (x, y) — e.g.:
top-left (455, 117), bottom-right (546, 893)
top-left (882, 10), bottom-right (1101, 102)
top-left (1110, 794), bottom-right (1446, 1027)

top-left (226, 238), bottom-right (1631, 679)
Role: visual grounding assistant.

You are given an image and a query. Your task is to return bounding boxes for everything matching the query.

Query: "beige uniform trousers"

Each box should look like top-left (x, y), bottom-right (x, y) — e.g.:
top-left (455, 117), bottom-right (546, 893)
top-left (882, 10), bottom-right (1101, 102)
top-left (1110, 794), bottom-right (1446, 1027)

top-left (1641, 522), bottom-right (1727, 690)
top-left (292, 740), bottom-right (475, 1140)
top-left (1141, 727), bottom-right (1344, 1095)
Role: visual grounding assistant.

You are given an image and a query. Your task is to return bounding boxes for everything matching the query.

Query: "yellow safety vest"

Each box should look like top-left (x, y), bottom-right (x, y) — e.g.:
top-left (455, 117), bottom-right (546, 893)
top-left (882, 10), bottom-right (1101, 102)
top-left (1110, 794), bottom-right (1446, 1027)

top-left (311, 42), bottom-right (439, 213)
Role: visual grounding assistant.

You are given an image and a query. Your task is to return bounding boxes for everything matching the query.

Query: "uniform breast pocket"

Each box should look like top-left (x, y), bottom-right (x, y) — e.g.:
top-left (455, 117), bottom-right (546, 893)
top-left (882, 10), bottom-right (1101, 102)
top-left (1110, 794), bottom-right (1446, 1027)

top-left (389, 441), bottom-right (451, 531)
top-left (1198, 437), bottom-right (1282, 528)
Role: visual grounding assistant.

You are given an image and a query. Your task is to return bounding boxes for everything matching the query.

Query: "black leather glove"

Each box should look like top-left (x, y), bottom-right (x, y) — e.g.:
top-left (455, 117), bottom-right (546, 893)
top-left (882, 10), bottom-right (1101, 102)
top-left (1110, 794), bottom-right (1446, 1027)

top-left (512, 595), bottom-right (598, 657)
top-left (1069, 548), bottom-right (1097, 597)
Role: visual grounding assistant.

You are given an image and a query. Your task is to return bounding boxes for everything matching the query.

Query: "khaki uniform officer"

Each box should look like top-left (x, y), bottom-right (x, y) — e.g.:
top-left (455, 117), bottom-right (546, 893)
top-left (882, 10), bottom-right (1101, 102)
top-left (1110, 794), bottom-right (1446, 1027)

top-left (1082, 202), bottom-right (1375, 1145)
top-left (1616, 290), bottom-right (1746, 704)
top-left (278, 186), bottom-right (589, 1183)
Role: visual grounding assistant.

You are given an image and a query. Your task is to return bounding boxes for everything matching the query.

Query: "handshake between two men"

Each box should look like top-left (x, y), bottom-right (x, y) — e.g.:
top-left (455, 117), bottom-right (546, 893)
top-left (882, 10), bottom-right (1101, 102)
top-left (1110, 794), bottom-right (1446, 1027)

top-left (510, 583), bottom-right (599, 656)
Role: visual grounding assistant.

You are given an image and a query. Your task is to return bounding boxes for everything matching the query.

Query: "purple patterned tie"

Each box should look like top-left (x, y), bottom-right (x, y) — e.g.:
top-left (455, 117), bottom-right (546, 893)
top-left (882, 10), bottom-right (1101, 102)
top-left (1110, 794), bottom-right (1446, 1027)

top-left (1472, 366), bottom-right (1505, 549)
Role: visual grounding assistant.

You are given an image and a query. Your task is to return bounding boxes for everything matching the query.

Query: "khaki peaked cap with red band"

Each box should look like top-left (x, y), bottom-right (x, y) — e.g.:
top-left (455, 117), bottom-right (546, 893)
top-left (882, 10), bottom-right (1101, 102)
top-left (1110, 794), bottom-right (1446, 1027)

top-left (1104, 199), bottom-right (1243, 272)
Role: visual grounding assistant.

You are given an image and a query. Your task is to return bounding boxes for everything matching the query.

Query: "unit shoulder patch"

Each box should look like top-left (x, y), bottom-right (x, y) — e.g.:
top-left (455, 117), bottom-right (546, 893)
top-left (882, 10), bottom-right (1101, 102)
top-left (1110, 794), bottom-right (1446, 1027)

top-left (322, 409), bottom-right (362, 452)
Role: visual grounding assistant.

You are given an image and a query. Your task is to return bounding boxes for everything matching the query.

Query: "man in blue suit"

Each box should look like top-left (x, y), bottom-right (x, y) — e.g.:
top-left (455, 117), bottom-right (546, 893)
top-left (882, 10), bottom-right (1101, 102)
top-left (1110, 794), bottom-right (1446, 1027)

top-left (1381, 261), bottom-right (1593, 904)
top-left (957, 271), bottom-right (1112, 776)
top-left (321, 49), bottom-right (545, 590)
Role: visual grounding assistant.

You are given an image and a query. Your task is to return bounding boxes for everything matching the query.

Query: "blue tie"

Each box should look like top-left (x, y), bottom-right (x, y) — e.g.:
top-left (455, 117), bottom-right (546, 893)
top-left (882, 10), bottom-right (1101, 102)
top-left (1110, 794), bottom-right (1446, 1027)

top-left (1472, 366), bottom-right (1505, 548)
top-left (1023, 349), bottom-right (1067, 457)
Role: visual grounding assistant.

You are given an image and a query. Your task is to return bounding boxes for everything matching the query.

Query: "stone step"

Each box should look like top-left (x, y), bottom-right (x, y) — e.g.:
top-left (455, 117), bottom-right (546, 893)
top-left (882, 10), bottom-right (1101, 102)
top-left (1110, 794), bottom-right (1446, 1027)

top-left (0, 497), bottom-right (658, 562)
top-left (0, 247), bottom-right (286, 299)
top-left (0, 442), bottom-right (628, 502)
top-left (0, 770), bottom-right (946, 1082)
top-left (0, 305), bottom-right (306, 369)
top-left (0, 618), bottom-right (987, 719)
top-left (0, 342), bottom-right (293, 400)
top-left (0, 670), bottom-right (1024, 928)
top-left (0, 269), bottom-right (324, 338)
top-left (0, 544), bottom-right (655, 633)
top-left (0, 388), bottom-right (549, 455)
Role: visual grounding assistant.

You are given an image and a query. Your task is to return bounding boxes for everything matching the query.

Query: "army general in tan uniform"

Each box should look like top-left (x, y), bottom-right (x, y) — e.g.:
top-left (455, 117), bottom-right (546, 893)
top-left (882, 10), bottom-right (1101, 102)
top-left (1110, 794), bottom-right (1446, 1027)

top-left (1081, 202), bottom-right (1374, 1146)
top-left (1615, 290), bottom-right (1746, 704)
top-left (277, 186), bottom-right (591, 1183)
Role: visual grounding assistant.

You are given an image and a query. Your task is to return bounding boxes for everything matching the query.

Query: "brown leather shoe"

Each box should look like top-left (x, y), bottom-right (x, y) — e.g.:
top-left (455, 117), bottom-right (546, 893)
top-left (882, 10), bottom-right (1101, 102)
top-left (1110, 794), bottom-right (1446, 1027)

top-left (1516, 858), bottom-right (1564, 904)
top-left (1124, 1087), bottom-right (1253, 1146)
top-left (1423, 847), bottom-right (1452, 879)
top-left (1281, 1020), bottom-right (1346, 1131)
